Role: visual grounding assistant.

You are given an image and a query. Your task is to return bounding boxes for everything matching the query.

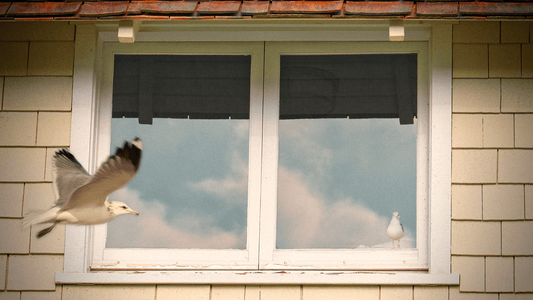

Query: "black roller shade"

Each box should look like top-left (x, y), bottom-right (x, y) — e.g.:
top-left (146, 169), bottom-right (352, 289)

top-left (112, 55), bottom-right (251, 124)
top-left (279, 54), bottom-right (418, 124)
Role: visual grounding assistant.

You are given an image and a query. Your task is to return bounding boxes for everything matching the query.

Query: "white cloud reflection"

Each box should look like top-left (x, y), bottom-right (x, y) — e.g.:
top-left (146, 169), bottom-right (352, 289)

top-left (106, 188), bottom-right (242, 249)
top-left (108, 117), bottom-right (415, 250)
top-left (188, 151), bottom-right (248, 206)
top-left (277, 167), bottom-right (413, 249)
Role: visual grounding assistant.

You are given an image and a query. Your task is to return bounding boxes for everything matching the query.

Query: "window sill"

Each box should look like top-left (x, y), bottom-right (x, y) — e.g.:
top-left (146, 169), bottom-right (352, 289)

top-left (56, 271), bottom-right (459, 285)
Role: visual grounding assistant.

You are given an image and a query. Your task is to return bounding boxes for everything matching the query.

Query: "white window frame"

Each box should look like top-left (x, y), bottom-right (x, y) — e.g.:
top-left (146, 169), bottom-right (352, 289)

top-left (260, 42), bottom-right (428, 271)
top-left (57, 22), bottom-right (457, 285)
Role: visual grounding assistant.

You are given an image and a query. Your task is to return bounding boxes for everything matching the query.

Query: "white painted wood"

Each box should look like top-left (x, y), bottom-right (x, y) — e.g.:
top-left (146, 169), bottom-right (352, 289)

top-left (99, 29), bottom-right (431, 43)
top-left (427, 24), bottom-right (453, 275)
top-left (118, 20), bottom-right (141, 43)
top-left (90, 41), bottom-right (265, 270)
top-left (389, 20), bottom-right (405, 41)
top-left (65, 24), bottom-right (99, 274)
top-left (56, 271), bottom-right (459, 285)
top-left (260, 41), bottom-right (430, 271)
top-left (63, 23), bottom-right (454, 283)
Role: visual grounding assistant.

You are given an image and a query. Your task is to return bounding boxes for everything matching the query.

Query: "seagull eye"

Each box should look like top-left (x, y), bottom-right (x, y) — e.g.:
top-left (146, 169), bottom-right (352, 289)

top-left (121, 206), bottom-right (127, 209)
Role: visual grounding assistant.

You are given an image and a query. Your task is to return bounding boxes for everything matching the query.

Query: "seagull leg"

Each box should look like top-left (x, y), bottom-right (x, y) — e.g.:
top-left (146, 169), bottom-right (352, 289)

top-left (392, 240), bottom-right (395, 249)
top-left (37, 222), bottom-right (58, 238)
top-left (398, 239), bottom-right (401, 249)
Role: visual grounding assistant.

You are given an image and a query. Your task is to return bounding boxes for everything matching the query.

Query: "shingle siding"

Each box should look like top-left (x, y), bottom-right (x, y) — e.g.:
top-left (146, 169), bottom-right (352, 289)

top-left (451, 20), bottom-right (533, 295)
top-left (1, 19), bottom-right (532, 300)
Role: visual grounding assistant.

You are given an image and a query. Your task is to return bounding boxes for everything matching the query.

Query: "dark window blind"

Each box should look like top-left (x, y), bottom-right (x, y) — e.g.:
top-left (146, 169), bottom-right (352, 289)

top-left (112, 55), bottom-right (251, 124)
top-left (280, 54), bottom-right (418, 124)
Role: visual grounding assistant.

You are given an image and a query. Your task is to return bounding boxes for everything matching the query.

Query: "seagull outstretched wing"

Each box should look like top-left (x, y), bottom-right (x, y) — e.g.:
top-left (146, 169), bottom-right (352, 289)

top-left (53, 149), bottom-right (92, 208)
top-left (61, 138), bottom-right (142, 211)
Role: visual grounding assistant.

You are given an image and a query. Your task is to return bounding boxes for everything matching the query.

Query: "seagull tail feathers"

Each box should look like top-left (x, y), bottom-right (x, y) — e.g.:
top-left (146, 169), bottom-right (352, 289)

top-left (22, 207), bottom-right (60, 229)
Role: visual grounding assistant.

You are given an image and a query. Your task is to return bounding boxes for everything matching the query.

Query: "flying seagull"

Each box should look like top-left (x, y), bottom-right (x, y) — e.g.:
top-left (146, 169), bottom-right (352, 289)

top-left (23, 138), bottom-right (142, 238)
top-left (386, 211), bottom-right (404, 249)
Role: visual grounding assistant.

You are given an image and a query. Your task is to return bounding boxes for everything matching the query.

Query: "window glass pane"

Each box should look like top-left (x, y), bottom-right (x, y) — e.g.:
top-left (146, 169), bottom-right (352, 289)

top-left (106, 55), bottom-right (250, 249)
top-left (276, 55), bottom-right (417, 249)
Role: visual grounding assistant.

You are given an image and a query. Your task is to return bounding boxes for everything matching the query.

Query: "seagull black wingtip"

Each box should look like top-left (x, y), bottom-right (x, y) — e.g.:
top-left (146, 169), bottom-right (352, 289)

top-left (114, 138), bottom-right (143, 171)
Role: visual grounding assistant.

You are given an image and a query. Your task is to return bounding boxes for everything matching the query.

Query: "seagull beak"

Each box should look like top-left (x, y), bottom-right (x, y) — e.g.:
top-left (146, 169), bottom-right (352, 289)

top-left (129, 209), bottom-right (139, 215)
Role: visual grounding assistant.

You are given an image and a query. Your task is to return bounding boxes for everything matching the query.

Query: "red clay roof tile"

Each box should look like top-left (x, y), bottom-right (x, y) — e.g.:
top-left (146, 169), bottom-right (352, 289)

top-left (79, 2), bottom-right (128, 17)
top-left (7, 2), bottom-right (81, 17)
top-left (128, 1), bottom-right (197, 15)
top-left (0, 3), bottom-right (10, 16)
top-left (196, 1), bottom-right (241, 14)
top-left (270, 1), bottom-right (343, 14)
top-left (417, 2), bottom-right (458, 17)
top-left (0, 1), bottom-right (532, 21)
top-left (345, 2), bottom-right (413, 16)
top-left (460, 2), bottom-right (533, 16)
top-left (241, 1), bottom-right (269, 15)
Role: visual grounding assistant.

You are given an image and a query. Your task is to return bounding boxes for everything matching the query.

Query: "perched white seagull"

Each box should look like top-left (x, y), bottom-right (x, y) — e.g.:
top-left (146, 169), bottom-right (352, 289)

top-left (23, 138), bottom-right (142, 238)
top-left (386, 211), bottom-right (404, 249)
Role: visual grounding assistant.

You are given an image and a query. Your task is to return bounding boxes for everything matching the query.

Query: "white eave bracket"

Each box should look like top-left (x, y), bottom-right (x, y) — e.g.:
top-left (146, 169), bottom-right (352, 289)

top-left (118, 20), bottom-right (142, 43)
top-left (389, 20), bottom-right (405, 42)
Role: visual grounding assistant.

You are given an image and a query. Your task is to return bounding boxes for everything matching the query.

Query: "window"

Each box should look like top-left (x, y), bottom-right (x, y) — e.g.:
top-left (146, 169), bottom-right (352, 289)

top-left (59, 24), bottom-right (456, 284)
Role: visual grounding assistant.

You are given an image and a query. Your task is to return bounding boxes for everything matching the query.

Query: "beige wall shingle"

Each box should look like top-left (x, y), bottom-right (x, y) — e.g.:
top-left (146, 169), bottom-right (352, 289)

top-left (502, 79), bottom-right (533, 113)
top-left (452, 185), bottom-right (482, 220)
top-left (449, 287), bottom-right (498, 300)
top-left (0, 22), bottom-right (74, 42)
top-left (63, 285), bottom-right (155, 300)
top-left (453, 44), bottom-right (488, 78)
top-left (380, 286), bottom-right (412, 300)
top-left (502, 221), bottom-right (533, 255)
top-left (156, 285), bottom-right (210, 300)
top-left (483, 114), bottom-right (514, 148)
top-left (23, 183), bottom-right (55, 213)
top-left (526, 185), bottom-right (533, 219)
top-left (259, 286), bottom-right (300, 300)
top-left (7, 255), bottom-right (62, 291)
top-left (501, 22), bottom-right (530, 44)
top-left (0, 148), bottom-right (46, 182)
top-left (413, 286), bottom-right (448, 300)
top-left (452, 221), bottom-right (501, 255)
top-left (452, 79), bottom-right (500, 113)
top-left (452, 149), bottom-right (497, 184)
top-left (21, 288), bottom-right (62, 300)
top-left (0, 219), bottom-right (29, 254)
top-left (245, 286), bottom-right (260, 300)
top-left (0, 42), bottom-right (28, 76)
top-left (36, 112), bottom-right (71, 147)
top-left (453, 22), bottom-right (500, 44)
top-left (0, 112), bottom-right (37, 146)
top-left (28, 42), bottom-right (75, 76)
top-left (483, 184), bottom-right (524, 220)
top-left (303, 286), bottom-right (379, 300)
top-left (523, 44), bottom-right (533, 78)
top-left (3, 77), bottom-right (72, 111)
top-left (212, 286), bottom-right (245, 300)
top-left (0, 291), bottom-right (20, 300)
top-left (30, 224), bottom-right (65, 254)
top-left (0, 255), bottom-right (5, 290)
top-left (489, 44), bottom-right (521, 78)
top-left (0, 183), bottom-right (24, 218)
top-left (515, 257), bottom-right (533, 292)
top-left (452, 114), bottom-right (482, 148)
top-left (451, 256), bottom-right (485, 292)
top-left (500, 294), bottom-right (533, 300)
top-left (498, 149), bottom-right (533, 183)
top-left (515, 114), bottom-right (533, 148)
top-left (485, 256), bottom-right (514, 292)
